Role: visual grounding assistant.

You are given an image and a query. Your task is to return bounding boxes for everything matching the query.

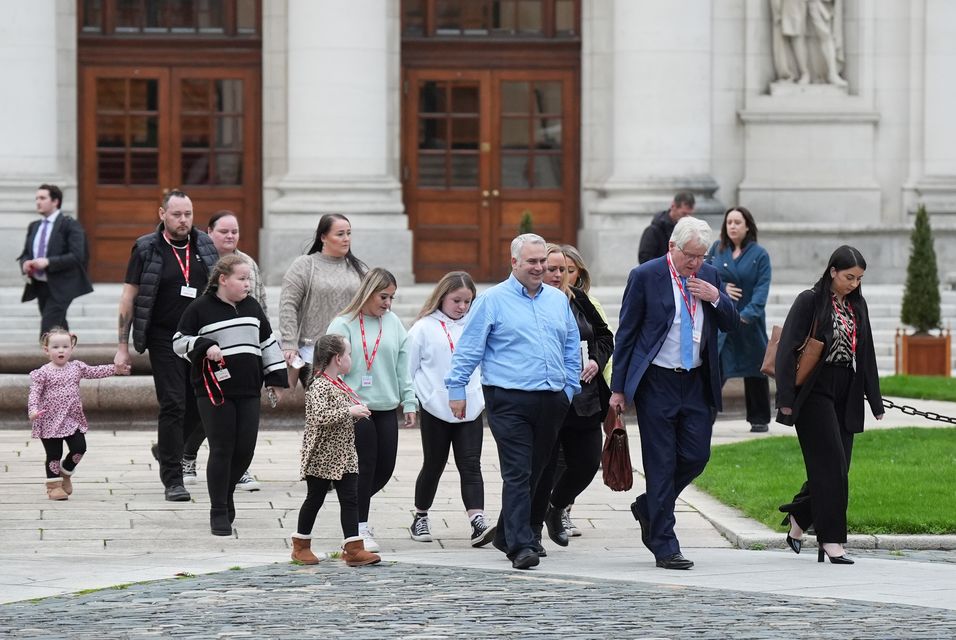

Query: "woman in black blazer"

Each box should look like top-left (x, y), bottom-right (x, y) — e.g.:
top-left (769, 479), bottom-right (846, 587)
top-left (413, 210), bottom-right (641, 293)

top-left (775, 246), bottom-right (884, 564)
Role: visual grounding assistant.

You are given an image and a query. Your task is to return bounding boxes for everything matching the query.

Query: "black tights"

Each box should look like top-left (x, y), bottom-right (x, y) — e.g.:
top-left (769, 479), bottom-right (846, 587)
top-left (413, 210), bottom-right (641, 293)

top-left (531, 410), bottom-right (603, 526)
top-left (196, 396), bottom-right (260, 515)
top-left (41, 431), bottom-right (87, 478)
top-left (413, 408), bottom-right (484, 512)
top-left (297, 474), bottom-right (359, 539)
top-left (354, 409), bottom-right (399, 522)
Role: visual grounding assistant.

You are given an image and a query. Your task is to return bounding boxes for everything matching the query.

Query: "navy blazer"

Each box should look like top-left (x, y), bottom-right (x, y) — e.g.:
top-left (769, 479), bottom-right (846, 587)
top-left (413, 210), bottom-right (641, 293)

top-left (17, 214), bottom-right (93, 304)
top-left (611, 256), bottom-right (739, 410)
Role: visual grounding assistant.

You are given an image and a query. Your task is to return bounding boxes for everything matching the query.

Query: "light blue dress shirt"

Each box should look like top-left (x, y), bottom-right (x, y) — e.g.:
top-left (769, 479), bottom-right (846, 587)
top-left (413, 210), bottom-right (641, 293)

top-left (445, 274), bottom-right (582, 402)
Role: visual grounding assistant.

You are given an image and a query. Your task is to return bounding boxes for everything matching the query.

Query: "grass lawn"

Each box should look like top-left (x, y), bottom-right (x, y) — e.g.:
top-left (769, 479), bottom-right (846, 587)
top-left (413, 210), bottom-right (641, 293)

top-left (694, 427), bottom-right (956, 535)
top-left (879, 375), bottom-right (956, 402)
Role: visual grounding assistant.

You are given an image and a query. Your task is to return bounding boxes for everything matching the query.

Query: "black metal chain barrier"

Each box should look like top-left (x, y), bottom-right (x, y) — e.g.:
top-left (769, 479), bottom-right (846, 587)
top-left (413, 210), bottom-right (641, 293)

top-left (881, 398), bottom-right (956, 425)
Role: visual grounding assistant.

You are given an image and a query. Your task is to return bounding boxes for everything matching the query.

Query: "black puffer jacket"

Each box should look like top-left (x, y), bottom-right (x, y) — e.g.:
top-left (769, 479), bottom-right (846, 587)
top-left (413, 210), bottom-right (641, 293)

top-left (131, 225), bottom-right (219, 353)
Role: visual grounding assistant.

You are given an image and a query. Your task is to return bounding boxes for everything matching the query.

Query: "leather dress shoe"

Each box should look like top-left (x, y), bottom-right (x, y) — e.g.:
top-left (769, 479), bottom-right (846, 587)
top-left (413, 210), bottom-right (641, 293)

top-left (656, 553), bottom-right (694, 570)
top-left (544, 505), bottom-right (569, 547)
top-left (512, 549), bottom-right (540, 570)
top-left (164, 484), bottom-right (191, 502)
top-left (630, 497), bottom-right (652, 551)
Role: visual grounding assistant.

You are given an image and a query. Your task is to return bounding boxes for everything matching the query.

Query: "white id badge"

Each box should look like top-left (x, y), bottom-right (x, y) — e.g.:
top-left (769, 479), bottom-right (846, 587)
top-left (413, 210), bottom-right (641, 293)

top-left (361, 374), bottom-right (373, 388)
top-left (692, 329), bottom-right (702, 344)
top-left (180, 285), bottom-right (198, 298)
top-left (214, 368), bottom-right (231, 382)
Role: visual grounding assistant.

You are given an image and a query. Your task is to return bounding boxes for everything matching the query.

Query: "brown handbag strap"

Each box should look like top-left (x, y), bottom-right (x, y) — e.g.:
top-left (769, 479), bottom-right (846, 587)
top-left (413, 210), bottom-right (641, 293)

top-left (798, 317), bottom-right (819, 351)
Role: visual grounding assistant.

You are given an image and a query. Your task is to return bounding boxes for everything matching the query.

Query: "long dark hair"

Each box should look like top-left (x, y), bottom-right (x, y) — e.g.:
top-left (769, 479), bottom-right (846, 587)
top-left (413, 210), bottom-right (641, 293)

top-left (306, 213), bottom-right (368, 277)
top-left (719, 207), bottom-right (758, 251)
top-left (812, 245), bottom-right (867, 321)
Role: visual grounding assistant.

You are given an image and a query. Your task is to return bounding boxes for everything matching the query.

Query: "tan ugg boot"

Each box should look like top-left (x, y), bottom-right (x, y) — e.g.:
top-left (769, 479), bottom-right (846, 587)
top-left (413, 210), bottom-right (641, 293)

top-left (290, 534), bottom-right (323, 565)
top-left (59, 470), bottom-right (73, 496)
top-left (342, 536), bottom-right (381, 567)
top-left (46, 480), bottom-right (68, 501)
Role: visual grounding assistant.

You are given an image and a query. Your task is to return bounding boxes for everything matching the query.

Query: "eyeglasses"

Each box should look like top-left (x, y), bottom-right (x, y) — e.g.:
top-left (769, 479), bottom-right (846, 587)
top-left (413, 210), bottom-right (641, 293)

top-left (679, 248), bottom-right (707, 262)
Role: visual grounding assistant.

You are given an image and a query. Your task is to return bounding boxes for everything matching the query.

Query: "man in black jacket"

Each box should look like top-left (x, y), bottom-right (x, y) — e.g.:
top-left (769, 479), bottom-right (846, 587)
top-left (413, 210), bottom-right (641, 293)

top-left (17, 184), bottom-right (93, 336)
top-left (637, 192), bottom-right (695, 264)
top-left (114, 190), bottom-right (219, 501)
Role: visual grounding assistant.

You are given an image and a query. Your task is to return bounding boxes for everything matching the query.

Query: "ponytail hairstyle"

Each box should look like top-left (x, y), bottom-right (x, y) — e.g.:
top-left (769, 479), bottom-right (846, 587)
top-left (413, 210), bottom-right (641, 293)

top-left (339, 267), bottom-right (398, 319)
top-left (306, 213), bottom-right (368, 278)
top-left (40, 326), bottom-right (77, 348)
top-left (312, 333), bottom-right (348, 373)
top-left (812, 245), bottom-right (868, 322)
top-left (416, 271), bottom-right (477, 321)
top-left (204, 254), bottom-right (248, 295)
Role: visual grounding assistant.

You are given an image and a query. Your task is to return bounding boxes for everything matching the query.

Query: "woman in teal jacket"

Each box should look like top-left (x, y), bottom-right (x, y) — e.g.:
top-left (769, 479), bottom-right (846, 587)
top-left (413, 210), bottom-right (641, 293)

top-left (707, 207), bottom-right (772, 432)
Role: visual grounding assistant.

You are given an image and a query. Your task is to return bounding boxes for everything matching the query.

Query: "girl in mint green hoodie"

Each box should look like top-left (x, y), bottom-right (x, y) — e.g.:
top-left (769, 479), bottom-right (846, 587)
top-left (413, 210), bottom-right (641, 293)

top-left (327, 267), bottom-right (417, 552)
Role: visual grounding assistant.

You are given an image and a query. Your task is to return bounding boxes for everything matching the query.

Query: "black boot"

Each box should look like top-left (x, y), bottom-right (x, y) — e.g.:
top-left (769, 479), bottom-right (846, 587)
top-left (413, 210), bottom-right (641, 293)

top-left (210, 508), bottom-right (232, 536)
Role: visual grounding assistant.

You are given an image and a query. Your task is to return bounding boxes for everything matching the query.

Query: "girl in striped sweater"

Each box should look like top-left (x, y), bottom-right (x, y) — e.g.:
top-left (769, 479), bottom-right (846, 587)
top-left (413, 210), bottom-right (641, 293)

top-left (174, 255), bottom-right (288, 536)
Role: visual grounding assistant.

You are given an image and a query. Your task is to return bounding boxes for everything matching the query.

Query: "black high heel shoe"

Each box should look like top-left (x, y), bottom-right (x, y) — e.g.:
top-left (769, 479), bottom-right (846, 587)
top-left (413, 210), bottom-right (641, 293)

top-left (818, 547), bottom-right (855, 564)
top-left (781, 514), bottom-right (801, 554)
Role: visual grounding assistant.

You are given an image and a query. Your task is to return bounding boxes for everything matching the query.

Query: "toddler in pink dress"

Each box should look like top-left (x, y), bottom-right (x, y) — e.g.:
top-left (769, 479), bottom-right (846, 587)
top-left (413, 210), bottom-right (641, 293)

top-left (28, 327), bottom-right (130, 500)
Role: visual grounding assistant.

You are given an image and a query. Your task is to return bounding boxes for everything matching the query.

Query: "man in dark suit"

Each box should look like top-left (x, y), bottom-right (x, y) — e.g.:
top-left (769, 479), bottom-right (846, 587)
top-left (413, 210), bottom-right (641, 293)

top-left (611, 217), bottom-right (739, 569)
top-left (637, 191), bottom-right (695, 264)
top-left (17, 184), bottom-right (93, 336)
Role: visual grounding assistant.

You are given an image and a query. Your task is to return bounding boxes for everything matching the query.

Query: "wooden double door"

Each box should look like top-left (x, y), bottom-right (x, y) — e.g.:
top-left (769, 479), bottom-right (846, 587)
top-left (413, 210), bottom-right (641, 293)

top-left (404, 68), bottom-right (578, 282)
top-left (80, 65), bottom-right (260, 281)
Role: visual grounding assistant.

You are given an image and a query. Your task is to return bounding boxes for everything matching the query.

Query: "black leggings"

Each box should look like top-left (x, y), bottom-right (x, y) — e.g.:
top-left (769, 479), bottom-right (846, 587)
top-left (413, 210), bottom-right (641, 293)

top-left (413, 408), bottom-right (485, 512)
top-left (354, 409), bottom-right (399, 522)
top-left (41, 431), bottom-right (87, 478)
top-left (531, 410), bottom-right (603, 525)
top-left (297, 473), bottom-right (359, 539)
top-left (196, 396), bottom-right (260, 514)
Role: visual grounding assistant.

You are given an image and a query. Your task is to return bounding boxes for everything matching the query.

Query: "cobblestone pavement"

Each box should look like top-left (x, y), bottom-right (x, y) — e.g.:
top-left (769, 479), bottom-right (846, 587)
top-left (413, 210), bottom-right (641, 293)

top-left (3, 562), bottom-right (956, 639)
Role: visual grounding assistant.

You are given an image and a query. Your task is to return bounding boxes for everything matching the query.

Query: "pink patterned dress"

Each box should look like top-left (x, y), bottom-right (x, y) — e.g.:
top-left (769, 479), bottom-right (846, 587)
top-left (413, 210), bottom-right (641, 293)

top-left (28, 361), bottom-right (116, 439)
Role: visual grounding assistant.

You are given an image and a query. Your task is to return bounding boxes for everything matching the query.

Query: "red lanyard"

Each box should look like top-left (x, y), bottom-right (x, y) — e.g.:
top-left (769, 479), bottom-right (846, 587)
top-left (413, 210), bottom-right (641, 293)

top-left (438, 320), bottom-right (455, 353)
top-left (321, 372), bottom-right (362, 405)
top-left (359, 314), bottom-right (383, 370)
top-left (163, 232), bottom-right (190, 284)
top-left (666, 254), bottom-right (698, 319)
top-left (831, 297), bottom-right (857, 354)
top-left (201, 357), bottom-right (225, 406)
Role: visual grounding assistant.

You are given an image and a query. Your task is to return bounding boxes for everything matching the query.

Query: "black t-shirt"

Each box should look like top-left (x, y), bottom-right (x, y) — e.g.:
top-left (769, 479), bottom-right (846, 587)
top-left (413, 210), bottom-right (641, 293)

top-left (125, 236), bottom-right (212, 333)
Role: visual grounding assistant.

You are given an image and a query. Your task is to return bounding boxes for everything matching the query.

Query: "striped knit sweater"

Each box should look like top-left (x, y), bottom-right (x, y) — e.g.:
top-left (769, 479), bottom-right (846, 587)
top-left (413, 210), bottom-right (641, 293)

top-left (173, 293), bottom-right (288, 398)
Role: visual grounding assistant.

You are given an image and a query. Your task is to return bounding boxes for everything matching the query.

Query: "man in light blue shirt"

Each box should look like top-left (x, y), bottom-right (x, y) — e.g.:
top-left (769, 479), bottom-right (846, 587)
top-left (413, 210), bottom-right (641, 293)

top-left (446, 233), bottom-right (581, 570)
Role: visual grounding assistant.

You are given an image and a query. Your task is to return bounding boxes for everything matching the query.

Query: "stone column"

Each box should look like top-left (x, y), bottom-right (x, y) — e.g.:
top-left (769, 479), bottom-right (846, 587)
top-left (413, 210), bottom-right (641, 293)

top-left (261, 0), bottom-right (410, 284)
top-left (0, 3), bottom-right (76, 285)
top-left (580, 0), bottom-right (721, 284)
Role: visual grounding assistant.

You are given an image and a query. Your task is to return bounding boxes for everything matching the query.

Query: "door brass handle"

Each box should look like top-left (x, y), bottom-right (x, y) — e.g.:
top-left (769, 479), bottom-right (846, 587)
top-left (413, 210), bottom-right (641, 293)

top-left (482, 190), bottom-right (490, 197)
top-left (492, 189), bottom-right (500, 197)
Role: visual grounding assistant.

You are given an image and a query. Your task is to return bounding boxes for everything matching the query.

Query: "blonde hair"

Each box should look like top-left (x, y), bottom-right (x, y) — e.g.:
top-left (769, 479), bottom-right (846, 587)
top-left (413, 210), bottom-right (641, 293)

top-left (545, 243), bottom-right (573, 299)
top-left (561, 244), bottom-right (591, 293)
top-left (40, 326), bottom-right (76, 348)
top-left (340, 267), bottom-right (398, 319)
top-left (204, 254), bottom-right (249, 295)
top-left (416, 271), bottom-right (477, 321)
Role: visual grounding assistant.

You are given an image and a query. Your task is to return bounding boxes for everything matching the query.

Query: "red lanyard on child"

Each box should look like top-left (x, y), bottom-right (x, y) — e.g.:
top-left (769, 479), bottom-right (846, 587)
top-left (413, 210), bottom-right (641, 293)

top-left (666, 253), bottom-right (698, 319)
top-left (321, 372), bottom-right (362, 405)
top-left (438, 320), bottom-right (455, 353)
top-left (202, 357), bottom-right (225, 406)
top-left (831, 297), bottom-right (857, 354)
top-left (359, 313), bottom-right (383, 371)
top-left (163, 232), bottom-right (190, 284)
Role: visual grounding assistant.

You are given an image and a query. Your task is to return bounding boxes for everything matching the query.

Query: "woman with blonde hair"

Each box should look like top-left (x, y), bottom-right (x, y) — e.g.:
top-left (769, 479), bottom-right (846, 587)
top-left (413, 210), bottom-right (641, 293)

top-left (531, 244), bottom-right (613, 551)
top-left (327, 267), bottom-right (417, 552)
top-left (406, 271), bottom-right (496, 547)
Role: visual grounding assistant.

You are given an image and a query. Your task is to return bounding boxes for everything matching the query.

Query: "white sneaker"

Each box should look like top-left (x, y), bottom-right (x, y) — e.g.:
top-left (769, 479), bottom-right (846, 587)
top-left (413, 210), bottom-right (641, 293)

top-left (181, 457), bottom-right (197, 486)
top-left (359, 524), bottom-right (381, 553)
top-left (236, 470), bottom-right (261, 491)
top-left (562, 509), bottom-right (582, 537)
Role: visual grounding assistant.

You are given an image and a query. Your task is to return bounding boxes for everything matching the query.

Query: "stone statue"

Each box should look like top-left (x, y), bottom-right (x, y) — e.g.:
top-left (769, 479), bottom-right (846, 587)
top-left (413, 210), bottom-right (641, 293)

top-left (770, 0), bottom-right (847, 87)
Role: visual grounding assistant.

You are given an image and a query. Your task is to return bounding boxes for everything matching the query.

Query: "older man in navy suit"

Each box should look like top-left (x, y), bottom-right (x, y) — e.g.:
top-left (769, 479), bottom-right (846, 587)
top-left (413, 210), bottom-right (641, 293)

top-left (610, 217), bottom-right (739, 569)
top-left (17, 184), bottom-right (93, 336)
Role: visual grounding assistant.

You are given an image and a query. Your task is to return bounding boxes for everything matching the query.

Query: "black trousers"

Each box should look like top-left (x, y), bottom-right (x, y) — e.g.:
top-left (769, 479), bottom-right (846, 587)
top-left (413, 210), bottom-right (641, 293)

top-left (781, 364), bottom-right (855, 543)
top-left (484, 386), bottom-right (569, 557)
top-left (634, 366), bottom-right (713, 559)
top-left (33, 280), bottom-right (71, 336)
top-left (41, 431), bottom-right (87, 478)
top-left (147, 330), bottom-right (202, 488)
top-left (414, 408), bottom-right (485, 512)
top-left (297, 473), bottom-right (360, 539)
top-left (354, 409), bottom-right (399, 522)
top-left (196, 396), bottom-right (260, 515)
top-left (530, 410), bottom-right (602, 526)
